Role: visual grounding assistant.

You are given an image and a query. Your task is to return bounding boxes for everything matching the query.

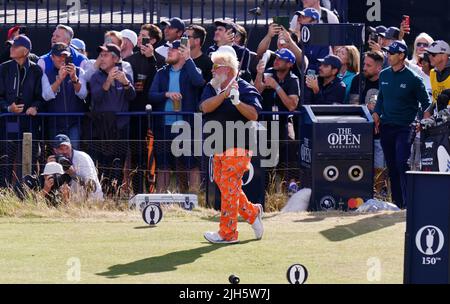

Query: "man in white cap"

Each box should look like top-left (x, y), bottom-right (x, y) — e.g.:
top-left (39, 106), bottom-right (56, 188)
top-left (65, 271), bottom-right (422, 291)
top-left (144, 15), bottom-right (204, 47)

top-left (425, 40), bottom-right (450, 111)
top-left (120, 29), bottom-right (138, 59)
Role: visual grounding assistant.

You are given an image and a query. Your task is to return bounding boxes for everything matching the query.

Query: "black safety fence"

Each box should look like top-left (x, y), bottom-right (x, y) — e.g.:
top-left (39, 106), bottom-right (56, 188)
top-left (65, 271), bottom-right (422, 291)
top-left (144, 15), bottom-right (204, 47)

top-left (0, 0), bottom-right (348, 26)
top-left (0, 111), bottom-right (301, 203)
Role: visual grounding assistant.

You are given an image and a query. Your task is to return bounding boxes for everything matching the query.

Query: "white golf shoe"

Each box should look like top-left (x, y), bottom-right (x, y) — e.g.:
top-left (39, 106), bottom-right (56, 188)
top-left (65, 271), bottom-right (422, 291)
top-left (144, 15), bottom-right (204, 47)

top-left (252, 204), bottom-right (264, 240)
top-left (203, 232), bottom-right (239, 244)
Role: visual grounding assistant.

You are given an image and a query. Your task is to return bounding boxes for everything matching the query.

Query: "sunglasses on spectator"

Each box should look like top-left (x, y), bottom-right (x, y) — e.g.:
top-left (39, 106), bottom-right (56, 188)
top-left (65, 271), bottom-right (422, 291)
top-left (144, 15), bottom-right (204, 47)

top-left (416, 42), bottom-right (429, 48)
top-left (212, 63), bottom-right (228, 70)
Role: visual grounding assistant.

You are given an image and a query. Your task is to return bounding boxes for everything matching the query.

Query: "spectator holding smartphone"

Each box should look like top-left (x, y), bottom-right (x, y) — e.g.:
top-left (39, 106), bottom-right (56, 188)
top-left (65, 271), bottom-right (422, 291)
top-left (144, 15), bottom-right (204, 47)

top-left (41, 43), bottom-right (88, 147)
top-left (303, 54), bottom-right (346, 105)
top-left (89, 43), bottom-right (136, 195)
top-left (156, 17), bottom-right (186, 59)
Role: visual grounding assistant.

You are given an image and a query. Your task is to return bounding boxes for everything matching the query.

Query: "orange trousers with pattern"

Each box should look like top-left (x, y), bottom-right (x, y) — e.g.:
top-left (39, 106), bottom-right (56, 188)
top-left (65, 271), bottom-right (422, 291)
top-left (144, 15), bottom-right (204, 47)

top-left (213, 148), bottom-right (260, 241)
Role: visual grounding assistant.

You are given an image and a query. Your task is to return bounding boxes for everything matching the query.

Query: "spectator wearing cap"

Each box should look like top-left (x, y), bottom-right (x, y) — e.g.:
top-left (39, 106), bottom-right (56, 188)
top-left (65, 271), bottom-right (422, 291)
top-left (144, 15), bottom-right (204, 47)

top-left (41, 42), bottom-right (88, 148)
top-left (206, 20), bottom-right (252, 82)
top-left (70, 38), bottom-right (87, 57)
top-left (120, 29), bottom-right (138, 59)
top-left (0, 25), bottom-right (39, 64)
top-left (83, 31), bottom-right (133, 83)
top-left (89, 43), bottom-right (136, 194)
top-left (303, 54), bottom-right (346, 105)
top-left (255, 48), bottom-right (300, 174)
top-left (38, 25), bottom-right (89, 75)
top-left (295, 8), bottom-right (331, 74)
top-left (0, 35), bottom-right (45, 186)
top-left (48, 134), bottom-right (103, 201)
top-left (373, 41), bottom-right (431, 209)
top-left (124, 23), bottom-right (165, 193)
top-left (185, 24), bottom-right (213, 84)
top-left (256, 21), bottom-right (307, 80)
top-left (335, 46), bottom-right (360, 103)
top-left (156, 17), bottom-right (186, 59)
top-left (149, 39), bottom-right (205, 193)
top-left (425, 40), bottom-right (450, 112)
top-left (200, 48), bottom-right (263, 244)
top-left (302, 0), bottom-right (339, 24)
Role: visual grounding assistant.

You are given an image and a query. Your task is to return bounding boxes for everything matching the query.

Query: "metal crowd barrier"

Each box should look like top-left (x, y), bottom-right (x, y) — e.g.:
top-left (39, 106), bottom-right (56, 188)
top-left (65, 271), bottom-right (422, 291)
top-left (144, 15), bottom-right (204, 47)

top-left (0, 111), bottom-right (301, 198)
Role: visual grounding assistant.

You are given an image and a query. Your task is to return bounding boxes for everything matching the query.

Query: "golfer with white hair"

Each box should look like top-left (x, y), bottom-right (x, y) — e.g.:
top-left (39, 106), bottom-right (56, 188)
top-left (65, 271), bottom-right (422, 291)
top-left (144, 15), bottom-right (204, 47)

top-left (200, 46), bottom-right (264, 244)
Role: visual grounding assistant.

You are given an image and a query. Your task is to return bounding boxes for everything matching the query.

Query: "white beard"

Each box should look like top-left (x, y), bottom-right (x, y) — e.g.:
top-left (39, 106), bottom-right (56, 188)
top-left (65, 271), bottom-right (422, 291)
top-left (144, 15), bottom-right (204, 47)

top-left (210, 74), bottom-right (228, 93)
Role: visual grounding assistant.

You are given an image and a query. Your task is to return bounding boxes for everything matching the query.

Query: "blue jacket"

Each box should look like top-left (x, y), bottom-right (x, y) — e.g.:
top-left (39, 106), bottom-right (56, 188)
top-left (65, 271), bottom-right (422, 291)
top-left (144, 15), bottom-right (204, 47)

top-left (43, 66), bottom-right (86, 131)
top-left (41, 46), bottom-right (88, 74)
top-left (148, 58), bottom-right (205, 112)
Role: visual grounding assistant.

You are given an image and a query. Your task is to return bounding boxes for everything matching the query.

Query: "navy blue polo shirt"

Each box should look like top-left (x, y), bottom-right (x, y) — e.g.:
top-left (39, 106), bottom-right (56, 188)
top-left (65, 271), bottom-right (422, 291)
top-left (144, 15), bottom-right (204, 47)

top-left (200, 79), bottom-right (262, 154)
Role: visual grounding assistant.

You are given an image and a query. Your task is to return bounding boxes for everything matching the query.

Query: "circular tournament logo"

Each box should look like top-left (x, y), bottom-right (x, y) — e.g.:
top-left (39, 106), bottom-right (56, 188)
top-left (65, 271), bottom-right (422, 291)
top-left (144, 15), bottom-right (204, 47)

top-left (301, 27), bottom-right (311, 43)
top-left (415, 225), bottom-right (445, 256)
top-left (320, 196), bottom-right (336, 211)
top-left (287, 264), bottom-right (308, 284)
top-left (142, 203), bottom-right (163, 226)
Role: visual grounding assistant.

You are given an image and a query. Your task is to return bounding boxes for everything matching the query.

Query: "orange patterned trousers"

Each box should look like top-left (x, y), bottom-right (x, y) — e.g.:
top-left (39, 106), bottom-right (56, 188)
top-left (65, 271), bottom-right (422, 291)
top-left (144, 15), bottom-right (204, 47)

top-left (213, 148), bottom-right (260, 241)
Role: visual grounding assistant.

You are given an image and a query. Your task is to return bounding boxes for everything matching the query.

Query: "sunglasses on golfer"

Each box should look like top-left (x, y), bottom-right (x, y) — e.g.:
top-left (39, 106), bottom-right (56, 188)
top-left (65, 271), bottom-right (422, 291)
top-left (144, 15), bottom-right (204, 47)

top-left (212, 63), bottom-right (228, 70)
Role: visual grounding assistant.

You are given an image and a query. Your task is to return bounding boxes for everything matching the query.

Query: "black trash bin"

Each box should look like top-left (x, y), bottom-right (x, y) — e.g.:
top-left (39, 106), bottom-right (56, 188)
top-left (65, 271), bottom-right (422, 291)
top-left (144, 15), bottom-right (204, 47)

top-left (299, 105), bottom-right (374, 211)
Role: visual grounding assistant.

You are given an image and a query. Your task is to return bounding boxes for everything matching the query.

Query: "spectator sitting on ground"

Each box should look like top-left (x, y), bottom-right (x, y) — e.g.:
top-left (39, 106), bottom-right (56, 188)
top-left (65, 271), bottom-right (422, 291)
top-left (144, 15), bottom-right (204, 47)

top-left (120, 29), bottom-right (138, 59)
top-left (41, 43), bottom-right (88, 148)
top-left (38, 24), bottom-right (89, 74)
top-left (47, 134), bottom-right (103, 201)
top-left (39, 162), bottom-right (71, 206)
top-left (335, 46), bottom-right (360, 103)
top-left (156, 17), bottom-right (185, 59)
top-left (303, 54), bottom-right (346, 105)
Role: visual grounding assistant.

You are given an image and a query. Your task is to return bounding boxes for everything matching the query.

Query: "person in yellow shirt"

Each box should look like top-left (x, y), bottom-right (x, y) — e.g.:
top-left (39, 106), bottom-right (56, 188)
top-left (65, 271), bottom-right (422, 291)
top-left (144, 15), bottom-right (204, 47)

top-left (426, 40), bottom-right (450, 112)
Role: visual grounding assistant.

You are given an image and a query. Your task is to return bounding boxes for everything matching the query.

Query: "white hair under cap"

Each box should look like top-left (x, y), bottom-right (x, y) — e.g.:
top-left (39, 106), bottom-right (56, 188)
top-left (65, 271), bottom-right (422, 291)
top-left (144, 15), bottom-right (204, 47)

top-left (213, 45), bottom-right (237, 60)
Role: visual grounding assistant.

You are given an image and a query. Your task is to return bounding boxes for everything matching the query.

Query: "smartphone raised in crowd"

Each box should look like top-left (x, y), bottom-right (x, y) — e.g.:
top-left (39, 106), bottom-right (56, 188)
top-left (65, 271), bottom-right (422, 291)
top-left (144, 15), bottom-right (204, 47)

top-left (115, 62), bottom-right (123, 71)
top-left (180, 36), bottom-right (189, 47)
top-left (65, 56), bottom-right (72, 66)
top-left (142, 37), bottom-right (150, 46)
top-left (273, 16), bottom-right (290, 30)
